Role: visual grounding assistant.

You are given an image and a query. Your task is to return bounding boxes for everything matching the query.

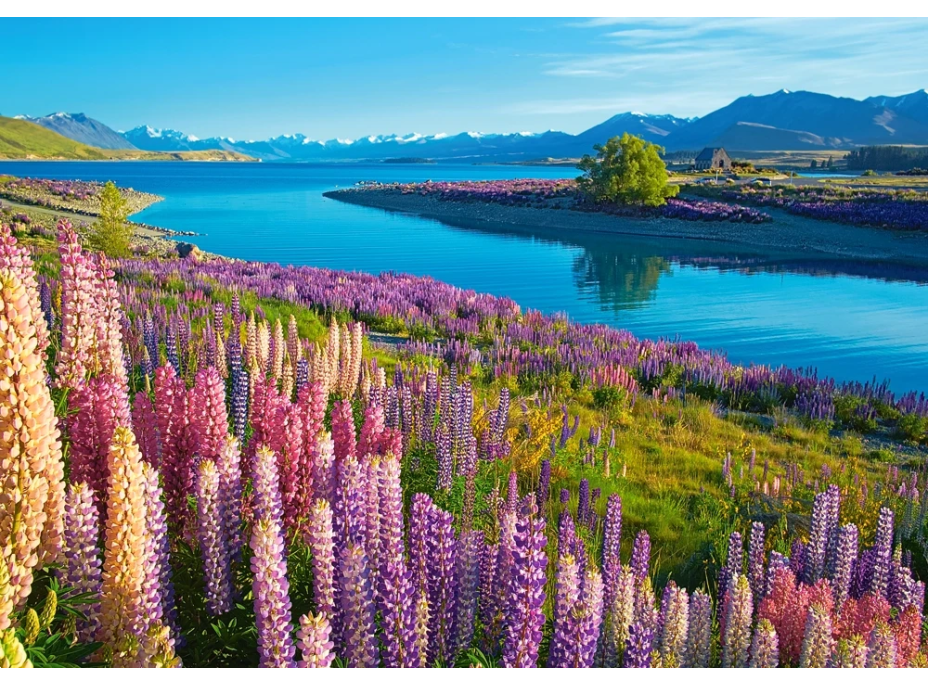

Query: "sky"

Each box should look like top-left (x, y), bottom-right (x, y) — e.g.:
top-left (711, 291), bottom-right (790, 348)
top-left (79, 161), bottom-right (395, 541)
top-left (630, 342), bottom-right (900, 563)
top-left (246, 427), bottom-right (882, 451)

top-left (3, 17), bottom-right (928, 141)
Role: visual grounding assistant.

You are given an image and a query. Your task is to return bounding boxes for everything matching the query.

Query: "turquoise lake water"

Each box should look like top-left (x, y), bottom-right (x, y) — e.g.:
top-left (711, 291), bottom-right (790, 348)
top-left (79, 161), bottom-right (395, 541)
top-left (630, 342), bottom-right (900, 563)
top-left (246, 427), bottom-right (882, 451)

top-left (2, 160), bottom-right (927, 392)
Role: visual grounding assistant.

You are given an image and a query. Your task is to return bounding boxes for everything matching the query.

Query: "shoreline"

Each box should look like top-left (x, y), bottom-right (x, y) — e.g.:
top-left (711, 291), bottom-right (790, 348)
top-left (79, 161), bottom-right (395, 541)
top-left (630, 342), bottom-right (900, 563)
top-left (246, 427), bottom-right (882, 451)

top-left (324, 187), bottom-right (928, 266)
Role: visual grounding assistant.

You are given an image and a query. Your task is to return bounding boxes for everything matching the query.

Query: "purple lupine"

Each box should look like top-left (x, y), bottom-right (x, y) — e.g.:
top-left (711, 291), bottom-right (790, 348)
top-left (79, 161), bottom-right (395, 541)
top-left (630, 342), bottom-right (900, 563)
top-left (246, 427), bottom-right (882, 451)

top-left (804, 490), bottom-right (830, 584)
top-left (870, 507), bottom-right (894, 596)
top-left (452, 530), bottom-right (482, 661)
top-left (306, 500), bottom-right (336, 623)
top-left (62, 482), bottom-right (103, 642)
top-left (196, 459), bottom-right (232, 616)
top-left (601, 567), bottom-right (635, 667)
top-left (436, 424), bottom-right (453, 490)
top-left (865, 623), bottom-right (898, 667)
top-left (658, 582), bottom-right (689, 666)
top-left (683, 590), bottom-right (712, 668)
top-left (721, 575), bottom-right (752, 668)
top-left (548, 553), bottom-right (581, 667)
top-left (749, 618), bottom-right (779, 667)
top-left (799, 603), bottom-right (834, 668)
top-left (748, 521), bottom-right (766, 600)
top-left (333, 453), bottom-right (367, 550)
top-left (339, 543), bottom-right (378, 667)
top-left (823, 485), bottom-right (841, 577)
top-left (719, 531), bottom-right (743, 597)
top-left (501, 503), bottom-right (547, 668)
top-left (833, 524), bottom-right (858, 608)
top-left (227, 335), bottom-right (249, 441)
top-left (216, 435), bottom-right (244, 561)
top-left (142, 315), bottom-right (158, 376)
top-left (537, 459), bottom-right (551, 511)
top-left (561, 567), bottom-right (604, 668)
top-left (426, 505), bottom-right (458, 666)
top-left (376, 455), bottom-right (416, 666)
top-left (630, 530), bottom-right (650, 582)
top-left (39, 278), bottom-right (54, 333)
top-left (250, 447), bottom-right (296, 668)
top-left (296, 612), bottom-right (335, 668)
top-left (477, 542), bottom-right (503, 657)
top-left (577, 478), bottom-right (591, 528)
top-left (624, 621), bottom-right (654, 668)
top-left (141, 462), bottom-right (179, 648)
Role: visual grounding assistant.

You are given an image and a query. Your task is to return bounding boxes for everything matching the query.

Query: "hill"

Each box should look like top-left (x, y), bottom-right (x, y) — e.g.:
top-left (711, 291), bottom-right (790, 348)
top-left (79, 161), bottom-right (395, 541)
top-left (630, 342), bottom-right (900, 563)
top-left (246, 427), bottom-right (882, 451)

top-left (18, 112), bottom-right (136, 150)
top-left (0, 116), bottom-right (255, 161)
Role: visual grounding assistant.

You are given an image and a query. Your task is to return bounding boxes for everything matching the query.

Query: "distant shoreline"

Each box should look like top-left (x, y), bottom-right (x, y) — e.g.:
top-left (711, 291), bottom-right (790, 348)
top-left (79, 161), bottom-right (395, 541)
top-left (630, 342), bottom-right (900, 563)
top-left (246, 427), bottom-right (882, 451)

top-left (324, 187), bottom-right (928, 266)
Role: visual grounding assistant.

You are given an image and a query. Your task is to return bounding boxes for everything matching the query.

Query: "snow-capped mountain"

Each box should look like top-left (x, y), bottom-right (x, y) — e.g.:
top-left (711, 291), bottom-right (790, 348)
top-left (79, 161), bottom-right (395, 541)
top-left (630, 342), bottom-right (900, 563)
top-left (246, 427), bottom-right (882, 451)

top-left (16, 112), bottom-right (135, 150)
top-left (32, 88), bottom-right (928, 161)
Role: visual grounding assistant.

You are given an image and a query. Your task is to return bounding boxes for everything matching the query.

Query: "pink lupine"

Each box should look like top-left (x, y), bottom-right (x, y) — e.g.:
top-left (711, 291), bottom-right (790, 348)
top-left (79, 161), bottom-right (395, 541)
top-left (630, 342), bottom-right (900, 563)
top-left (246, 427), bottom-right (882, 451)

top-left (331, 399), bottom-right (357, 463)
top-left (131, 390), bottom-right (160, 467)
top-left (758, 567), bottom-right (811, 665)
top-left (69, 375), bottom-right (129, 516)
top-left (190, 366), bottom-right (229, 462)
top-left (835, 593), bottom-right (890, 641)
top-left (55, 224), bottom-right (98, 389)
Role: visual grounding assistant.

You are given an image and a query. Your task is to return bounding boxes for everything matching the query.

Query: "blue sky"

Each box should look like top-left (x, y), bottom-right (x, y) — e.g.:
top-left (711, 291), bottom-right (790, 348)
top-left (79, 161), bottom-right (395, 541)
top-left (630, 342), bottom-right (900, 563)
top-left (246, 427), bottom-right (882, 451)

top-left (3, 17), bottom-right (928, 140)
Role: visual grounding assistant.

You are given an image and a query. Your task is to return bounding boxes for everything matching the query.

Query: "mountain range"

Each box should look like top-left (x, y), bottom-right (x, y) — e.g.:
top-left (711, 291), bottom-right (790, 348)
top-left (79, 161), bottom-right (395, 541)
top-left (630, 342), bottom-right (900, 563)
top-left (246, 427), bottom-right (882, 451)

top-left (14, 89), bottom-right (928, 162)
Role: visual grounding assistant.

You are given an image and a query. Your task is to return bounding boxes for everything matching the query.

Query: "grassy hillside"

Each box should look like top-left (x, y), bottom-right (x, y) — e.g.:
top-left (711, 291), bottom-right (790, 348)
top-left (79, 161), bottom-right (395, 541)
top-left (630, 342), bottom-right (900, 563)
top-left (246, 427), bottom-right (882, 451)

top-left (0, 116), bottom-right (110, 159)
top-left (0, 116), bottom-right (254, 161)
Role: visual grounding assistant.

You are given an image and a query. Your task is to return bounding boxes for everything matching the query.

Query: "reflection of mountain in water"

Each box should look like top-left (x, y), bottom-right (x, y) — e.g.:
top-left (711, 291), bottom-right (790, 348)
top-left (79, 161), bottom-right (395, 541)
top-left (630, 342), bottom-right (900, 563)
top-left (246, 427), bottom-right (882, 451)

top-left (572, 250), bottom-right (671, 311)
top-left (408, 210), bottom-right (928, 311)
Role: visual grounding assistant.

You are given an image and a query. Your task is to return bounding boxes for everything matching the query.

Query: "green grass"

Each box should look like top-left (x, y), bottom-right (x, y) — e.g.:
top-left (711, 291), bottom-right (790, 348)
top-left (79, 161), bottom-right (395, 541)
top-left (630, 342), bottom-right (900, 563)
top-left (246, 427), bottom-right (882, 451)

top-left (0, 116), bottom-right (110, 160)
top-left (0, 116), bottom-right (255, 161)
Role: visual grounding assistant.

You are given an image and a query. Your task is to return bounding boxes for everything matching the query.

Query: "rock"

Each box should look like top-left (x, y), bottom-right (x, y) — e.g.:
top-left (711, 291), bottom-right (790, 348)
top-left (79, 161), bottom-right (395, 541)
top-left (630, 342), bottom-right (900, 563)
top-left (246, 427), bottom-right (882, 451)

top-left (175, 242), bottom-right (201, 260)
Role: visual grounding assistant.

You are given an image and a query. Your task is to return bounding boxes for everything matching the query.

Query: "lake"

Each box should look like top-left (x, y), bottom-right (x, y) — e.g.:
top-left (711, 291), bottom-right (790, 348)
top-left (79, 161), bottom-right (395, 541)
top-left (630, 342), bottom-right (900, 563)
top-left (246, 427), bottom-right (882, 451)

top-left (3, 160), bottom-right (928, 392)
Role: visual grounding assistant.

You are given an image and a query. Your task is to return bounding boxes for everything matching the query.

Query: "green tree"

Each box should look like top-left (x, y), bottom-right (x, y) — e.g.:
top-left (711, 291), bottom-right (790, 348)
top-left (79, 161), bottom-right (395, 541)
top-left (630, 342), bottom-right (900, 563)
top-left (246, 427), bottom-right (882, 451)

top-left (576, 133), bottom-right (679, 207)
top-left (86, 181), bottom-right (131, 257)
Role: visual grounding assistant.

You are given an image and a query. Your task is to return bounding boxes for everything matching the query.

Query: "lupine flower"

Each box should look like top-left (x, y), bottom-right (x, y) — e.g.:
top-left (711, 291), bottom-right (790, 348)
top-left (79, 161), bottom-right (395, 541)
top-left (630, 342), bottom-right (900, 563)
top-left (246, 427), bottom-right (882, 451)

top-left (141, 462), bottom-right (179, 646)
top-left (799, 603), bottom-right (833, 668)
top-left (426, 505), bottom-right (458, 665)
top-left (548, 553), bottom-right (581, 668)
top-left (131, 391), bottom-right (160, 467)
top-left (306, 499), bottom-right (337, 624)
top-left (623, 621), bottom-right (654, 668)
top-left (452, 530), bottom-right (482, 661)
top-left (630, 530), bottom-right (650, 582)
top-left (501, 503), bottom-right (547, 668)
top-left (721, 575), bottom-right (753, 667)
top-left (758, 567), bottom-right (808, 665)
top-left (196, 459), bottom-right (233, 616)
top-left (99, 427), bottom-right (151, 666)
top-left (748, 521), bottom-right (766, 599)
top-left (62, 482), bottom-right (103, 642)
top-left (55, 224), bottom-right (97, 389)
top-left (0, 269), bottom-right (66, 627)
top-left (683, 589), bottom-right (712, 668)
top-left (658, 582), bottom-right (689, 666)
top-left (0, 627), bottom-right (31, 668)
top-left (833, 524), bottom-right (858, 608)
top-left (296, 612), bottom-right (334, 668)
top-left (749, 618), bottom-right (779, 668)
top-left (251, 517), bottom-right (297, 668)
top-left (536, 459), bottom-right (551, 510)
top-left (866, 622), bottom-right (898, 667)
top-left (829, 636), bottom-right (868, 668)
top-left (191, 366), bottom-right (229, 462)
top-left (719, 531), bottom-right (743, 597)
top-left (339, 543), bottom-right (378, 667)
top-left (216, 435), bottom-right (244, 560)
top-left (870, 508), bottom-right (894, 596)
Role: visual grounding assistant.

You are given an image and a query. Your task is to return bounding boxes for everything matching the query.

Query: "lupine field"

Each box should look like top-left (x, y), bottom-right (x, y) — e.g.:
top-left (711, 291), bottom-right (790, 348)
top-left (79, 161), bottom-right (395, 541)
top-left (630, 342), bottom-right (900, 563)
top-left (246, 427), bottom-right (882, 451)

top-left (0, 216), bottom-right (927, 669)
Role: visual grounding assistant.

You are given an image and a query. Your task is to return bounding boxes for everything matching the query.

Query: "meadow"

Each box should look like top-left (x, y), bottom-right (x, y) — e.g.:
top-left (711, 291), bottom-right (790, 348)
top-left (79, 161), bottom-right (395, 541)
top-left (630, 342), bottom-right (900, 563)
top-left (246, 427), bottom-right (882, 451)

top-left (0, 209), bottom-right (925, 668)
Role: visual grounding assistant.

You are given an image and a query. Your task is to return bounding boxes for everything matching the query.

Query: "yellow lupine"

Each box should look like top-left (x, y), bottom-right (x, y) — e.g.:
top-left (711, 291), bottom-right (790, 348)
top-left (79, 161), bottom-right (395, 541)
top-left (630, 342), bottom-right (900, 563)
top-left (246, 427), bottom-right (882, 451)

top-left (98, 426), bottom-right (148, 666)
top-left (0, 627), bottom-right (32, 668)
top-left (0, 270), bottom-right (66, 630)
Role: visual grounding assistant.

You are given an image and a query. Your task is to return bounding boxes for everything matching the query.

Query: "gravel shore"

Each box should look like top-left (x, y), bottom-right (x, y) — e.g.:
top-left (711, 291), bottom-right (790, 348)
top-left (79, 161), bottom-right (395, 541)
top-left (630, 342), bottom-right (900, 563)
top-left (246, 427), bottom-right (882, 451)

top-left (325, 188), bottom-right (928, 265)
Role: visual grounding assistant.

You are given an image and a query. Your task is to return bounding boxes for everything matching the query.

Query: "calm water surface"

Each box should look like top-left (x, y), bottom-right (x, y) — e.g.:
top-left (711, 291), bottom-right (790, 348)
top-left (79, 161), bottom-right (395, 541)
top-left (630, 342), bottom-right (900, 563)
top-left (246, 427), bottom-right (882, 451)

top-left (3, 161), bottom-right (927, 391)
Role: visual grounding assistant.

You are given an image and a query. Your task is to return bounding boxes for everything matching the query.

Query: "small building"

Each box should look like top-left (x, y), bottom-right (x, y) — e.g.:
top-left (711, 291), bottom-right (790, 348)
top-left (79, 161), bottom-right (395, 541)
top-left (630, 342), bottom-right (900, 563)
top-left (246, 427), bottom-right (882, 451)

top-left (694, 147), bottom-right (732, 171)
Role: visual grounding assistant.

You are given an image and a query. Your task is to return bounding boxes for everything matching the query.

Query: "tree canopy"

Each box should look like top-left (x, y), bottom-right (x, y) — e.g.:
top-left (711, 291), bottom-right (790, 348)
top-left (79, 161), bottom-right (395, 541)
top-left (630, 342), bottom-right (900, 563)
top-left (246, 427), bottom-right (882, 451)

top-left (86, 181), bottom-right (132, 257)
top-left (576, 133), bottom-right (679, 207)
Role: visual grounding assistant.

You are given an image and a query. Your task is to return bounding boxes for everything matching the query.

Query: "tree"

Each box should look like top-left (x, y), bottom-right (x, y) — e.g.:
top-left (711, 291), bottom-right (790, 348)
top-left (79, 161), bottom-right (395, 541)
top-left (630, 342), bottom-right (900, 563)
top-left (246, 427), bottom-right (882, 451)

top-left (86, 181), bottom-right (131, 257)
top-left (576, 133), bottom-right (679, 207)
